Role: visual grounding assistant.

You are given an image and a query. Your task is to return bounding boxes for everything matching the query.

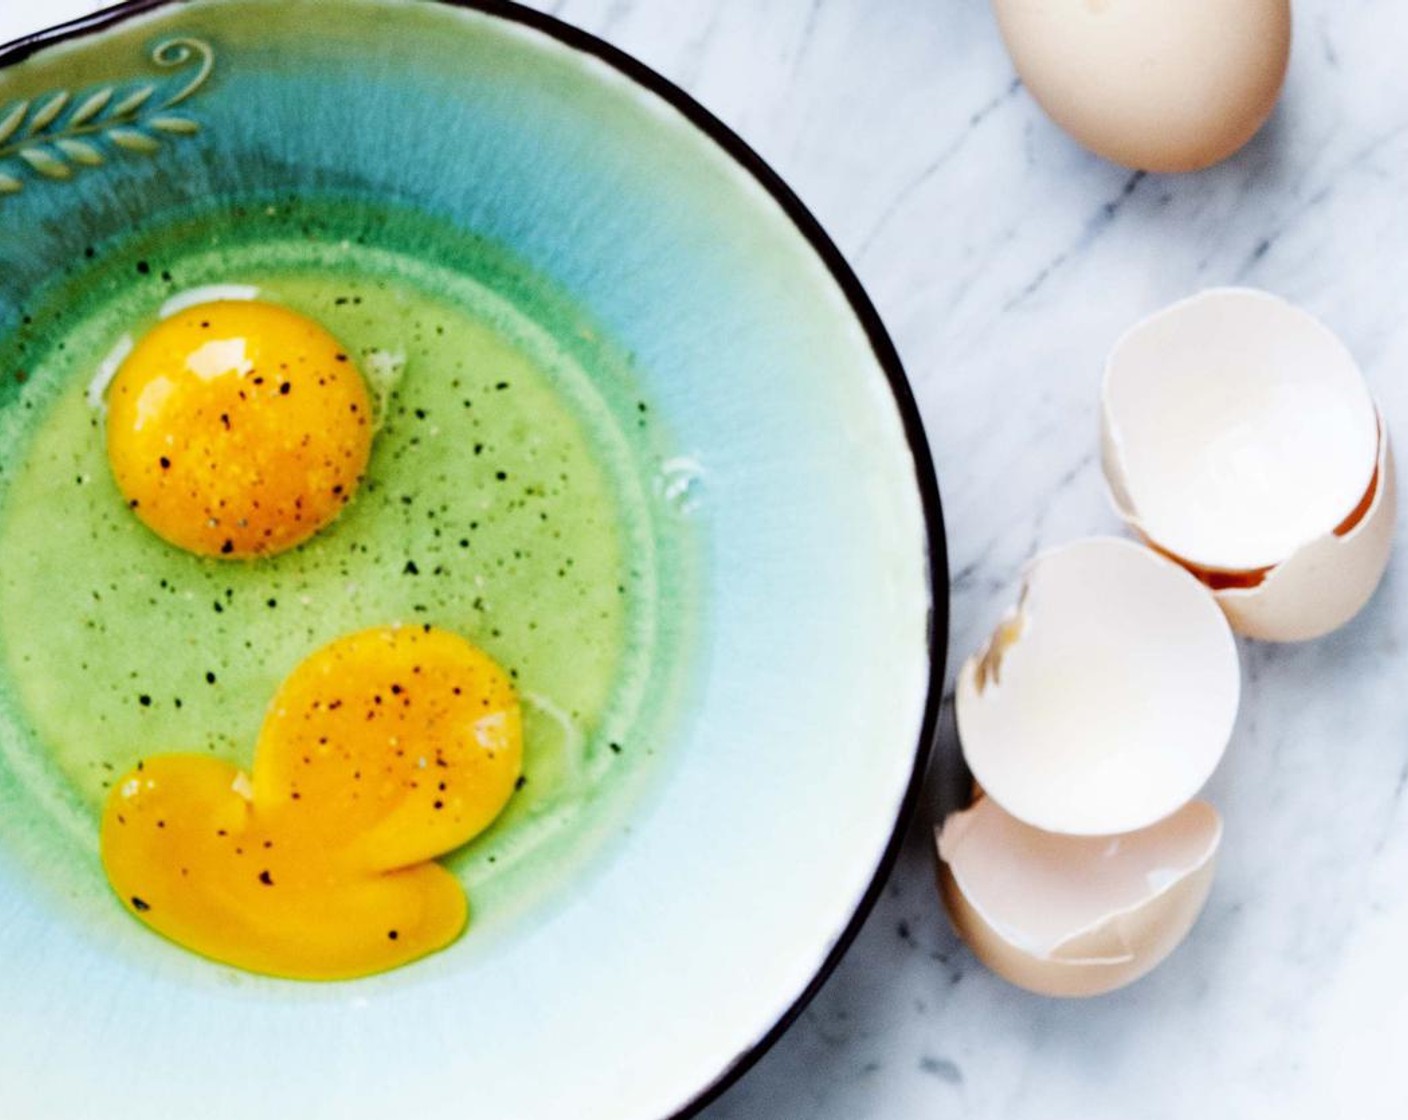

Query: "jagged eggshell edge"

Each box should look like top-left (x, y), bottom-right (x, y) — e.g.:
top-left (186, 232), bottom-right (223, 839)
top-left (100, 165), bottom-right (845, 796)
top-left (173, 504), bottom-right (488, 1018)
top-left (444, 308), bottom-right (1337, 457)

top-left (936, 798), bottom-right (1222, 998)
top-left (1216, 421), bottom-right (1396, 641)
top-left (1101, 288), bottom-right (1379, 574)
top-left (956, 538), bottom-right (1239, 836)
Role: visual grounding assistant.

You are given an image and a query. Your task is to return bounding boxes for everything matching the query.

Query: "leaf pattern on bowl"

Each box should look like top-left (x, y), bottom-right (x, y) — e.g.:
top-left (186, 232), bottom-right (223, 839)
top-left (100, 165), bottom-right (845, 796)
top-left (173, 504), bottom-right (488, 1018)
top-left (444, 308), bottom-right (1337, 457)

top-left (0, 37), bottom-right (214, 196)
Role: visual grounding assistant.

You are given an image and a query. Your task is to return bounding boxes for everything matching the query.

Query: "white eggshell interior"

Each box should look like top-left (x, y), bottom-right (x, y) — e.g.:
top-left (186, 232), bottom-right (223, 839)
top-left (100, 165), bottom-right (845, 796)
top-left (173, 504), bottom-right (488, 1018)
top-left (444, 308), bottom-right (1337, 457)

top-left (937, 798), bottom-right (1222, 997)
top-left (957, 537), bottom-right (1239, 836)
top-left (1103, 289), bottom-right (1379, 572)
top-left (1218, 423), bottom-right (1397, 641)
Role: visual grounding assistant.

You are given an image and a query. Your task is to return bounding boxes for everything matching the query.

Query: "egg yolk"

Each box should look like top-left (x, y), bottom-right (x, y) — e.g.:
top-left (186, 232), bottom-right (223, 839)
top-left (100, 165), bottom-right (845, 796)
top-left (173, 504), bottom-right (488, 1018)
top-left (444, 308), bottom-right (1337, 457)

top-left (105, 300), bottom-right (373, 558)
top-left (100, 626), bottom-right (523, 980)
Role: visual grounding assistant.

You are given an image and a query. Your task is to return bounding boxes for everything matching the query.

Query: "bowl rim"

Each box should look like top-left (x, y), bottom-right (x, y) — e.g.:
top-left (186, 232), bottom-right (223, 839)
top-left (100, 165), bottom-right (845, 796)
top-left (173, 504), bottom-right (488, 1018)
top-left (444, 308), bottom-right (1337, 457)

top-left (0, 2), bottom-right (951, 1116)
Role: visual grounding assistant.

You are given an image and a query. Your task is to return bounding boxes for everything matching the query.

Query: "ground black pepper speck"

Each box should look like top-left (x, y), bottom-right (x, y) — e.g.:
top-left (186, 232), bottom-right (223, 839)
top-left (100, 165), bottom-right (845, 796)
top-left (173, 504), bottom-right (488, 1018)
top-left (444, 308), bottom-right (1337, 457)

top-left (0, 207), bottom-right (665, 860)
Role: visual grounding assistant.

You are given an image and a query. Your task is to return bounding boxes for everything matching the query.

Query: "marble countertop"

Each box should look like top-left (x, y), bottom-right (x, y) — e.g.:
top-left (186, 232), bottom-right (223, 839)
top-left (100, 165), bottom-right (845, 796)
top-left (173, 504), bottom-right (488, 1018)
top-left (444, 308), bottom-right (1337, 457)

top-left (5, 1), bottom-right (1405, 1116)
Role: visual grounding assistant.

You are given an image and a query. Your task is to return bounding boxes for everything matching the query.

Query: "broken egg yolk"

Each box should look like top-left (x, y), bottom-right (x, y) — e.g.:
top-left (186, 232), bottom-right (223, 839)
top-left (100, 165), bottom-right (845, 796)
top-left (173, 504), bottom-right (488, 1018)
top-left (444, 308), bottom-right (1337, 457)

top-left (100, 626), bottom-right (523, 980)
top-left (105, 300), bottom-right (373, 559)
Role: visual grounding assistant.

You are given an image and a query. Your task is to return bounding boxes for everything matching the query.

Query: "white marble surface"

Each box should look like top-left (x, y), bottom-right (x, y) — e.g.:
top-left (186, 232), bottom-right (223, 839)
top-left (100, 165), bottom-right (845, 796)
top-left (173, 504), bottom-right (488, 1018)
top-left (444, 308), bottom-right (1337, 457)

top-left (6, 0), bottom-right (1408, 1116)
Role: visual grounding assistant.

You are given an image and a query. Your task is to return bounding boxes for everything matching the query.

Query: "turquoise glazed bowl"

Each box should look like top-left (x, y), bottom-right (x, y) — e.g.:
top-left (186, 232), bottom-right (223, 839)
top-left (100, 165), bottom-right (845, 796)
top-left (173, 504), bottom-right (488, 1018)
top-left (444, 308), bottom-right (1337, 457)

top-left (0, 2), bottom-right (945, 1117)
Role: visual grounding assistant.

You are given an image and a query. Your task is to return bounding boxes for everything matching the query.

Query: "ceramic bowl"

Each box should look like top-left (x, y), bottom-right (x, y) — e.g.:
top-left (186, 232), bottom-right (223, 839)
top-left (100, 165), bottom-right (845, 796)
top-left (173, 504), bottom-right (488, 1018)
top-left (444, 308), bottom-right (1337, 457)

top-left (0, 2), bottom-right (946, 1117)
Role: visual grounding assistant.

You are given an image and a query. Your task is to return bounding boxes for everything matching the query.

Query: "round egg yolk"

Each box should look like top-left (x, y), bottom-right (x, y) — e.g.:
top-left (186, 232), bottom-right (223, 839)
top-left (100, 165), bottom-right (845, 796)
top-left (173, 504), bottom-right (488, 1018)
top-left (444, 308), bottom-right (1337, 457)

top-left (99, 626), bottom-right (523, 980)
top-left (105, 300), bottom-right (372, 559)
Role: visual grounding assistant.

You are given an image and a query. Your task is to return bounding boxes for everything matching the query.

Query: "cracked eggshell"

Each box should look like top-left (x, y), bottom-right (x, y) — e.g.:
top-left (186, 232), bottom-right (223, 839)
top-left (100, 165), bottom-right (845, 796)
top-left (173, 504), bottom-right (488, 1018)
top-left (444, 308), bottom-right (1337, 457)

top-left (937, 797), bottom-right (1222, 998)
top-left (1103, 288), bottom-right (1392, 641)
top-left (990, 0), bottom-right (1290, 173)
top-left (956, 537), bottom-right (1239, 837)
top-left (1216, 426), bottom-right (1396, 641)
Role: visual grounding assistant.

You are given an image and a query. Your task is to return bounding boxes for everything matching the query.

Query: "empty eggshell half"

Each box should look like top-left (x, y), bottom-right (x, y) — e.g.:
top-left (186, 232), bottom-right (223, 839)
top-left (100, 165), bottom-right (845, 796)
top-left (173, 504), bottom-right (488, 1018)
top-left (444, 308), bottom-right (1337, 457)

top-left (956, 537), bottom-right (1239, 837)
top-left (937, 797), bottom-right (1222, 998)
top-left (1103, 288), bottom-right (1392, 640)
